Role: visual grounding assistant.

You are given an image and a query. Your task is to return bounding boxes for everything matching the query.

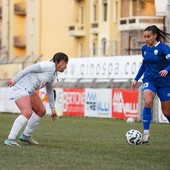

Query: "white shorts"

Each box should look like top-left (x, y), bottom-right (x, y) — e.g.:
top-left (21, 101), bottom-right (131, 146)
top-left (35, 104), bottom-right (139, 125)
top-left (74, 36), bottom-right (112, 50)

top-left (8, 85), bottom-right (29, 101)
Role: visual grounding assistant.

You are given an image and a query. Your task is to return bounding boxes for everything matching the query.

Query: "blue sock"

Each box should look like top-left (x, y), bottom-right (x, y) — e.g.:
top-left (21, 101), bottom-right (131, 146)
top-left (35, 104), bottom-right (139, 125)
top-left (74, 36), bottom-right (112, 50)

top-left (142, 107), bottom-right (152, 130)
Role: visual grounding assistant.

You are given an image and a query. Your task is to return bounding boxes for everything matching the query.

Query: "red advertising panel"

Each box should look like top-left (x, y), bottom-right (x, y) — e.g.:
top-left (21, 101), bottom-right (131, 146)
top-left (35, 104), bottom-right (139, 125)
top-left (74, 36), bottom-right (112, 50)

top-left (63, 88), bottom-right (85, 116)
top-left (112, 89), bottom-right (139, 120)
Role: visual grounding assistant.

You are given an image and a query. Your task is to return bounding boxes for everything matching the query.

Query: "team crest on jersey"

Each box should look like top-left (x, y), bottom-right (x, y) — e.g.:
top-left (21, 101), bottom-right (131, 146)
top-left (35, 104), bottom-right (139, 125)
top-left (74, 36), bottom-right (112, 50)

top-left (154, 49), bottom-right (158, 55)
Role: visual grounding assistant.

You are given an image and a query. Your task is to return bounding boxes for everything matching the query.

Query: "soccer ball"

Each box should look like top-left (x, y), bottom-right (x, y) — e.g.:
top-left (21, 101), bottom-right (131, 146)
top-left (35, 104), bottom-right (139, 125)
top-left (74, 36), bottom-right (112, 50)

top-left (126, 117), bottom-right (135, 123)
top-left (125, 129), bottom-right (142, 145)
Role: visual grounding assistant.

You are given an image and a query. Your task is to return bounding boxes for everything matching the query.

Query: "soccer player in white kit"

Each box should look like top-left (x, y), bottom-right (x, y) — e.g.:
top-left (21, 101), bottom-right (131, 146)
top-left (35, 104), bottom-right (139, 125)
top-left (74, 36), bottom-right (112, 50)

top-left (4, 52), bottom-right (68, 146)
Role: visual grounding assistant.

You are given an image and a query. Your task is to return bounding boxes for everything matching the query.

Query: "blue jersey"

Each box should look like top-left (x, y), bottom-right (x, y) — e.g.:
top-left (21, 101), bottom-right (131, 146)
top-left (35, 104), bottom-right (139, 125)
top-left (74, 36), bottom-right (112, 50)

top-left (137, 42), bottom-right (170, 86)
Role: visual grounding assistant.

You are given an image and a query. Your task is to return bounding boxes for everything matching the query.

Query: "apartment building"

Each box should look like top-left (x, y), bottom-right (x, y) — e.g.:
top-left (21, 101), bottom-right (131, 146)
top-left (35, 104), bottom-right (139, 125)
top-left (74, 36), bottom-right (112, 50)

top-left (0, 0), bottom-right (76, 62)
top-left (0, 0), bottom-right (168, 62)
top-left (119, 0), bottom-right (164, 55)
top-left (69, 0), bottom-right (166, 57)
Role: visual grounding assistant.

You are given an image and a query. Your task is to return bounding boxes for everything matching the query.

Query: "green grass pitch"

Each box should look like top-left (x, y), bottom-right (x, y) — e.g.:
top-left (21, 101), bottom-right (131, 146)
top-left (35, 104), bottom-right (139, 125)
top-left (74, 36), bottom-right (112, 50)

top-left (0, 112), bottom-right (170, 170)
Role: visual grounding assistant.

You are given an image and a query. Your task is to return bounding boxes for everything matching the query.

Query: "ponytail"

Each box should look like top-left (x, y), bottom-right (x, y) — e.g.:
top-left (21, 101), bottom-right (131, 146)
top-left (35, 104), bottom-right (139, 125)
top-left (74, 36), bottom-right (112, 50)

top-left (144, 25), bottom-right (170, 42)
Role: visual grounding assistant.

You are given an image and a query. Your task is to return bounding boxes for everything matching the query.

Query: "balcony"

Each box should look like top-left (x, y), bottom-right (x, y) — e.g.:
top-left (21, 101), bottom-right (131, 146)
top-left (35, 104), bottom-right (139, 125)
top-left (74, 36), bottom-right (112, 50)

top-left (13, 36), bottom-right (26, 48)
top-left (14, 2), bottom-right (26, 16)
top-left (119, 16), bottom-right (163, 31)
top-left (91, 22), bottom-right (99, 34)
top-left (68, 24), bottom-right (85, 37)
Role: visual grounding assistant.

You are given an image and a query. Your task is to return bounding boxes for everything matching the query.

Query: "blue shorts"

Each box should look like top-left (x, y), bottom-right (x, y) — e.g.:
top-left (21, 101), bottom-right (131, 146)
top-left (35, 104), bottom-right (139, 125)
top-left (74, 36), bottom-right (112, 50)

top-left (142, 82), bottom-right (170, 102)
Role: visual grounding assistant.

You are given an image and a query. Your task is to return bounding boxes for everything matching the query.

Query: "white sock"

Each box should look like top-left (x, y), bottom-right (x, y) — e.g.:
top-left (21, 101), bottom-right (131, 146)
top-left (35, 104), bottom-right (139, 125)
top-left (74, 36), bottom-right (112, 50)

top-left (23, 113), bottom-right (41, 136)
top-left (8, 115), bottom-right (28, 140)
top-left (144, 130), bottom-right (149, 134)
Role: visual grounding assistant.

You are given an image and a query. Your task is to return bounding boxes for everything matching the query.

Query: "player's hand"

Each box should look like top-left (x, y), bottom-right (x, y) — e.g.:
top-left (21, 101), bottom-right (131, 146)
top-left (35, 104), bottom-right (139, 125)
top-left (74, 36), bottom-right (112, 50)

top-left (131, 80), bottom-right (137, 90)
top-left (51, 111), bottom-right (57, 121)
top-left (159, 70), bottom-right (168, 77)
top-left (7, 79), bottom-right (16, 87)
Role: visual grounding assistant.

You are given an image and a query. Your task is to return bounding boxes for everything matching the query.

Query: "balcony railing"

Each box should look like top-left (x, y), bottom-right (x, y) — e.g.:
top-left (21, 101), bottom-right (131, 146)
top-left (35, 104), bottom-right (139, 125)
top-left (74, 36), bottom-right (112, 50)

top-left (14, 2), bottom-right (26, 16)
top-left (119, 16), bottom-right (163, 31)
top-left (68, 24), bottom-right (85, 37)
top-left (13, 36), bottom-right (26, 48)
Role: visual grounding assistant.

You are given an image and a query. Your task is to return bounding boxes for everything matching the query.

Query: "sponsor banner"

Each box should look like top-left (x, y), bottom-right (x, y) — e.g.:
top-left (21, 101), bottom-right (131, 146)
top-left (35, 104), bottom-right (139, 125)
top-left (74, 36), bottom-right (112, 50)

top-left (158, 101), bottom-right (168, 123)
top-left (63, 88), bottom-right (85, 116)
top-left (38, 88), bottom-right (63, 115)
top-left (1, 87), bottom-right (168, 124)
top-left (59, 55), bottom-right (142, 80)
top-left (112, 89), bottom-right (138, 119)
top-left (38, 88), bottom-right (51, 114)
top-left (85, 88), bottom-right (112, 118)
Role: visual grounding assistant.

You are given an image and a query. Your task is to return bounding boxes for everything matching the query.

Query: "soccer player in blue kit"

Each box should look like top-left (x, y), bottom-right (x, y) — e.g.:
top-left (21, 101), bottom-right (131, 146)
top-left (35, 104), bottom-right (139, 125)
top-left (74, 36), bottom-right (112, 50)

top-left (4, 52), bottom-right (68, 146)
top-left (131, 25), bottom-right (170, 143)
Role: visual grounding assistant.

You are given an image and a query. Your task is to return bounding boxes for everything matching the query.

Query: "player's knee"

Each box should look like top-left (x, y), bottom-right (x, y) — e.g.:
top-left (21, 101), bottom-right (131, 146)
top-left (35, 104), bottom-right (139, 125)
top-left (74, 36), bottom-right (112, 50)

top-left (37, 108), bottom-right (46, 117)
top-left (22, 111), bottom-right (33, 119)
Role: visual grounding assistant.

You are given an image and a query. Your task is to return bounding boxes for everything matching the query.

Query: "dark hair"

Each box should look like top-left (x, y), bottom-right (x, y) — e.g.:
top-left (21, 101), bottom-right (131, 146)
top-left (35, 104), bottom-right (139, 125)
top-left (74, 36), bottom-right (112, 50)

top-left (51, 52), bottom-right (69, 63)
top-left (144, 25), bottom-right (170, 42)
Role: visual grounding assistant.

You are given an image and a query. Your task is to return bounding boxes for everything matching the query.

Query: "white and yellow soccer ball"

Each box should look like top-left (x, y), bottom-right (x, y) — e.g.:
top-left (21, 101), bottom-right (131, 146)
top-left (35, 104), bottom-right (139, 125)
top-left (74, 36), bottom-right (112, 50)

top-left (125, 129), bottom-right (142, 145)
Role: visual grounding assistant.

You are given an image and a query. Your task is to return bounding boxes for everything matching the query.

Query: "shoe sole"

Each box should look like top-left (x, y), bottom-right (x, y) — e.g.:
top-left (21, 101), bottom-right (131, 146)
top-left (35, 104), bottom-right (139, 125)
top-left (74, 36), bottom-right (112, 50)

top-left (4, 143), bottom-right (20, 147)
top-left (20, 138), bottom-right (39, 145)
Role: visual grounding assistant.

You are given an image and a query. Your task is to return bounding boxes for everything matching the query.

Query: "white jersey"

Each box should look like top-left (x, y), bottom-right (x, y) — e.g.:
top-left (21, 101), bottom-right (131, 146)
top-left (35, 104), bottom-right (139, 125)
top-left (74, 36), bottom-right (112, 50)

top-left (10, 60), bottom-right (57, 111)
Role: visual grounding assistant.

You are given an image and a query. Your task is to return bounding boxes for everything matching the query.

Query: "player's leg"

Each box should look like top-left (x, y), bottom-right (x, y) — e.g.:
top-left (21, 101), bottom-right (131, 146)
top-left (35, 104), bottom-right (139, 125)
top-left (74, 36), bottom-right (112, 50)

top-left (161, 101), bottom-right (170, 122)
top-left (4, 95), bottom-right (32, 146)
top-left (142, 90), bottom-right (155, 127)
top-left (157, 86), bottom-right (170, 123)
top-left (20, 92), bottom-right (46, 144)
top-left (141, 82), bottom-right (156, 143)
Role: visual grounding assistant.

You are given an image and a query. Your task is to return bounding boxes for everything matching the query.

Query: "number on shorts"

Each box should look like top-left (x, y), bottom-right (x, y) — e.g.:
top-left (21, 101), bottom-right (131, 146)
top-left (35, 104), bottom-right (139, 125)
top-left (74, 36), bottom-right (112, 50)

top-left (143, 82), bottom-right (149, 89)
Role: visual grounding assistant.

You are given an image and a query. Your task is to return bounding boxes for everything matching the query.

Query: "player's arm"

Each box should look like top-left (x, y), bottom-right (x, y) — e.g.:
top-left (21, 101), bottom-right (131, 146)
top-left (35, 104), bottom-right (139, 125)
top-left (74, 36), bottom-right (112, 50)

top-left (159, 46), bottom-right (170, 77)
top-left (15, 63), bottom-right (42, 81)
top-left (7, 63), bottom-right (42, 86)
top-left (134, 62), bottom-right (145, 81)
top-left (46, 82), bottom-right (57, 121)
top-left (159, 57), bottom-right (170, 77)
top-left (134, 46), bottom-right (146, 81)
top-left (131, 62), bottom-right (145, 90)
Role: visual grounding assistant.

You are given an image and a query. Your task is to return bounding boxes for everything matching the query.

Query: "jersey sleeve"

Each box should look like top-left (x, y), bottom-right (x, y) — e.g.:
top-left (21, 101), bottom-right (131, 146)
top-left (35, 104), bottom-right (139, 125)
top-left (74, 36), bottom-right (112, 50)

top-left (134, 62), bottom-right (145, 81)
top-left (45, 77), bottom-right (56, 111)
top-left (165, 56), bottom-right (170, 71)
top-left (162, 44), bottom-right (170, 57)
top-left (14, 63), bottom-right (42, 82)
top-left (162, 44), bottom-right (170, 71)
top-left (39, 61), bottom-right (55, 72)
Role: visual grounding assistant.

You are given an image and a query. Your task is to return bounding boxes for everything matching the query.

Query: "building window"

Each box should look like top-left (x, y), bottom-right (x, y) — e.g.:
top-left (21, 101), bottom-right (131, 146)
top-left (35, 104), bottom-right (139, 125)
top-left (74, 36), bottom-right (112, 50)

top-left (132, 0), bottom-right (137, 16)
top-left (113, 0), bottom-right (118, 22)
top-left (112, 40), bottom-right (118, 55)
top-left (92, 42), bottom-right (97, 56)
top-left (79, 43), bottom-right (83, 57)
top-left (79, 6), bottom-right (84, 24)
top-left (103, 0), bottom-right (107, 21)
top-left (93, 4), bottom-right (97, 22)
top-left (102, 38), bottom-right (107, 55)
